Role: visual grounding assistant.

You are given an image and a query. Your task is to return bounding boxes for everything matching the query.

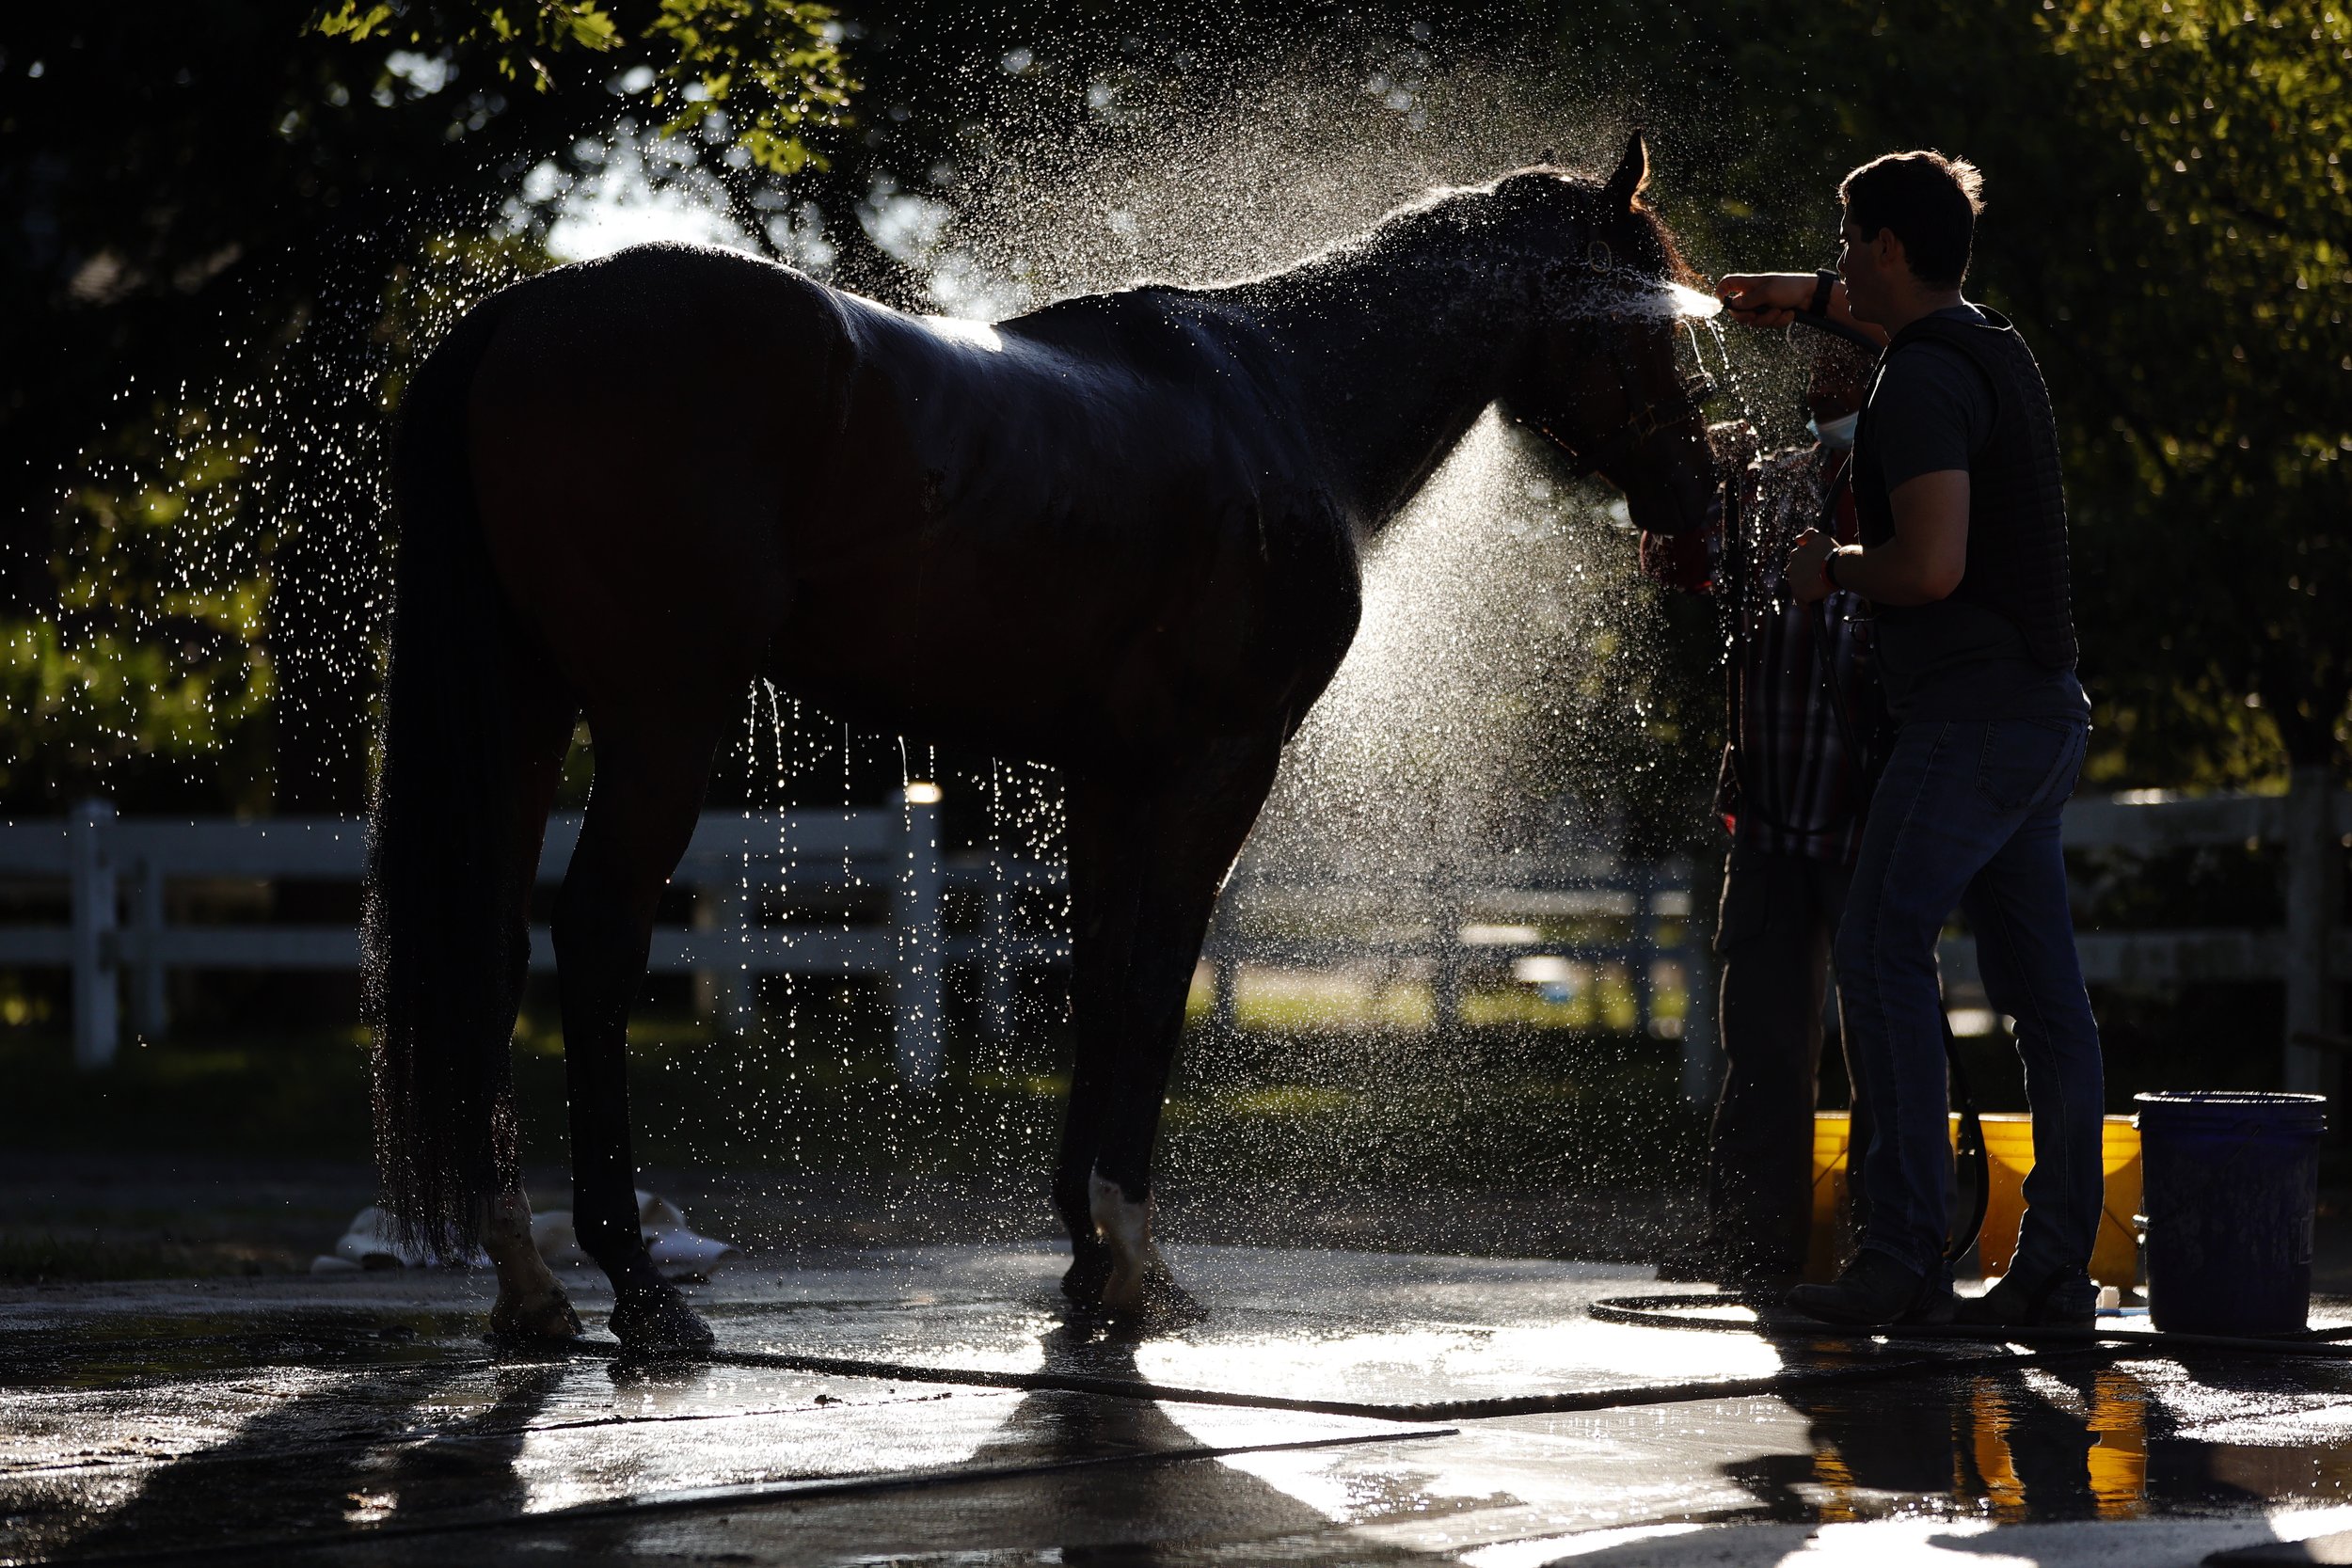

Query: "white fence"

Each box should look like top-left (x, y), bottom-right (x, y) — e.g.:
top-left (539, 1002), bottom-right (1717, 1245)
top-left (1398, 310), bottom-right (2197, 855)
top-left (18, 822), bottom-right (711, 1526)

top-left (1939, 771), bottom-right (2350, 1097)
top-left (1196, 779), bottom-right (2349, 1102)
top-left (1, 780), bottom-right (2343, 1095)
top-left (0, 789), bottom-right (1067, 1085)
top-left (1200, 871), bottom-right (1693, 1042)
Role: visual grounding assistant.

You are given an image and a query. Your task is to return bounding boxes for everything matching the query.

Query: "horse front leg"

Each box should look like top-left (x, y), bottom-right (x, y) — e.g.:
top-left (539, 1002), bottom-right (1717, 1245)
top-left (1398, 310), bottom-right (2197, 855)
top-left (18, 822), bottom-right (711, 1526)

top-left (1058, 743), bottom-right (1281, 1322)
top-left (1053, 1039), bottom-right (1120, 1306)
top-left (553, 723), bottom-right (723, 1357)
top-left (1053, 800), bottom-right (1144, 1307)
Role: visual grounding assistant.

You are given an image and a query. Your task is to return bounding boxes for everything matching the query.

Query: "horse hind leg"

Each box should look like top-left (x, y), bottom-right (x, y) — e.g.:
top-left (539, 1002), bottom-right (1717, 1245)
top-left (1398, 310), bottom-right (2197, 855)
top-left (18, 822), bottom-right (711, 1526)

top-left (485, 1186), bottom-right (580, 1342)
top-left (553, 710), bottom-right (733, 1357)
top-left (1089, 1170), bottom-right (1179, 1319)
top-left (485, 641), bottom-right (585, 1345)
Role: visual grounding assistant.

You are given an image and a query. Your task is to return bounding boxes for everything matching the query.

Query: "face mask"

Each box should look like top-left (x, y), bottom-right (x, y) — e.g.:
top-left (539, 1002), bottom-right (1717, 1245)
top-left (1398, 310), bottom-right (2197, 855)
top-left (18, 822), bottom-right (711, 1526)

top-left (1807, 411), bottom-right (1859, 451)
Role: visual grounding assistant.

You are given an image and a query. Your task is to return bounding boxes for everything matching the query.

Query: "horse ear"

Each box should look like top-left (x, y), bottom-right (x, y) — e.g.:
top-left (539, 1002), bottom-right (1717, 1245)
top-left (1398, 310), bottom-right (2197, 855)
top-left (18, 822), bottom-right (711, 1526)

top-left (1604, 129), bottom-right (1651, 209)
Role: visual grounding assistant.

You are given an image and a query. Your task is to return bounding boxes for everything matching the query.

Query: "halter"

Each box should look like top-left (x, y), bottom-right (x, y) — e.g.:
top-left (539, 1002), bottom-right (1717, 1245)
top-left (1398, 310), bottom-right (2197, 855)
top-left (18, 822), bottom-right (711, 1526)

top-left (1524, 354), bottom-right (1721, 482)
top-left (1510, 244), bottom-right (1723, 479)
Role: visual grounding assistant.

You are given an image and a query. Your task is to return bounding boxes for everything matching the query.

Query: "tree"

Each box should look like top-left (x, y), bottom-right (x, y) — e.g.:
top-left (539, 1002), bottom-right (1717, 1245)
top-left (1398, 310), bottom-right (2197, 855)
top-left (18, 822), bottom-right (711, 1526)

top-left (0, 2), bottom-right (853, 813)
top-left (2039, 2), bottom-right (2350, 783)
top-left (11, 0), bottom-right (2340, 821)
top-left (1560, 0), bottom-right (2351, 785)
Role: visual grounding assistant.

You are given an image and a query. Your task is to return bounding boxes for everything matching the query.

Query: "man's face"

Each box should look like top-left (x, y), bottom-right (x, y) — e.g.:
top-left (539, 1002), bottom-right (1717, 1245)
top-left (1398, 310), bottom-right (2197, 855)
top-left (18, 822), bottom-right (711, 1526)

top-left (1836, 213), bottom-right (1898, 325)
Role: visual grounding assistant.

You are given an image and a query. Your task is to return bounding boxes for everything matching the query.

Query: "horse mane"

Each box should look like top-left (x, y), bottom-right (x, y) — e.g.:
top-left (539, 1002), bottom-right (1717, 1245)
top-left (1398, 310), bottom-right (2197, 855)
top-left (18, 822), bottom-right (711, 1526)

top-left (1178, 160), bottom-right (1699, 308)
top-left (1481, 163), bottom-right (1699, 289)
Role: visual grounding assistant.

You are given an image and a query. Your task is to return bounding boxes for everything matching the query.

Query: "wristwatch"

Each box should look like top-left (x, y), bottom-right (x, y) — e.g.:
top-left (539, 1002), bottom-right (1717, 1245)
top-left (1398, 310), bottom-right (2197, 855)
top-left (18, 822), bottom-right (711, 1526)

top-left (1811, 269), bottom-right (1836, 317)
top-left (1823, 549), bottom-right (1847, 593)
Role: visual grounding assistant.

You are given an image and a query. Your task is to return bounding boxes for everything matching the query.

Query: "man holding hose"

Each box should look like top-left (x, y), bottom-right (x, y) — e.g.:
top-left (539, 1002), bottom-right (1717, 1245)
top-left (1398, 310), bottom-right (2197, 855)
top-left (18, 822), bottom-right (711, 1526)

top-left (1717, 150), bottom-right (2104, 1328)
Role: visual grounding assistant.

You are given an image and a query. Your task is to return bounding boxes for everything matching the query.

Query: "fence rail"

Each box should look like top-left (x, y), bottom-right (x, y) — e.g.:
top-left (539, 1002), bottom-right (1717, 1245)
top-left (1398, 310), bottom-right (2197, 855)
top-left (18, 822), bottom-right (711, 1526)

top-left (1200, 872), bottom-right (1694, 1044)
top-left (1200, 779), bottom-right (2349, 1102)
top-left (2, 781), bottom-right (2343, 1096)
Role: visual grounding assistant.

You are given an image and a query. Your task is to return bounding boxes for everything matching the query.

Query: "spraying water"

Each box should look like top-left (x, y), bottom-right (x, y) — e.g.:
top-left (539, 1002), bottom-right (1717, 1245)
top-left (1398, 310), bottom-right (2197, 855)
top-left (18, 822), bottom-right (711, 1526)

top-left (1246, 411), bottom-right (1657, 900)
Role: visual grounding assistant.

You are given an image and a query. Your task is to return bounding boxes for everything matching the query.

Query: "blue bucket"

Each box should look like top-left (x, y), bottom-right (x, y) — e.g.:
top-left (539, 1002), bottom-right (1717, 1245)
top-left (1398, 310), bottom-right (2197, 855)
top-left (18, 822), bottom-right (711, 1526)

top-left (2135, 1090), bottom-right (2327, 1336)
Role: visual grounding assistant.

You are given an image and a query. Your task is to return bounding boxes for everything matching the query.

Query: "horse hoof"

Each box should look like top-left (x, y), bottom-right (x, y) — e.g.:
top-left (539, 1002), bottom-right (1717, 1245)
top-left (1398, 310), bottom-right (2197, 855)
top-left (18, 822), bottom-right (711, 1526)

top-left (1104, 1269), bottom-right (1208, 1330)
top-left (488, 1284), bottom-right (585, 1348)
top-left (1061, 1249), bottom-right (1113, 1307)
top-left (609, 1287), bottom-right (716, 1360)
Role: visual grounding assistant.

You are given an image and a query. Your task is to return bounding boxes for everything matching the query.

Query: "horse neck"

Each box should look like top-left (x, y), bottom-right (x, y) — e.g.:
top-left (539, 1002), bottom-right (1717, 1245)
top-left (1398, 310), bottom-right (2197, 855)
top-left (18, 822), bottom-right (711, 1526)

top-left (1244, 241), bottom-right (1536, 531)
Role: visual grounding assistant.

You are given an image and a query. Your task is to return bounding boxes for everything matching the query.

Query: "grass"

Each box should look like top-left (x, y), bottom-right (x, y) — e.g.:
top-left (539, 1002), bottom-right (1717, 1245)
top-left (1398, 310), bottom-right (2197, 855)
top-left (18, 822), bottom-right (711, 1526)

top-left (0, 1032), bottom-right (380, 1162)
top-left (1183, 966), bottom-right (1686, 1035)
top-left (0, 980), bottom-right (1709, 1282)
top-left (0, 961), bottom-right (1702, 1177)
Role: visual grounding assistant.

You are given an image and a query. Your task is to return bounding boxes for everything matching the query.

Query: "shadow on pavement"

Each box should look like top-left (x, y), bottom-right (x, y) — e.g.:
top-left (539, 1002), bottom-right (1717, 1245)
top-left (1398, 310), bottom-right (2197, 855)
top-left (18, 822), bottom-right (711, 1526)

top-left (34, 1342), bottom-right (567, 1561)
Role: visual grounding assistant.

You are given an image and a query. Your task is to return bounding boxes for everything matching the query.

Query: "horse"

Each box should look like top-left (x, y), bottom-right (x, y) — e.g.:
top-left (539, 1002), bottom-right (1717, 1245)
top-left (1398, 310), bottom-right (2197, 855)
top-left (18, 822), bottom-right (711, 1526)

top-left (367, 130), bottom-right (1720, 1355)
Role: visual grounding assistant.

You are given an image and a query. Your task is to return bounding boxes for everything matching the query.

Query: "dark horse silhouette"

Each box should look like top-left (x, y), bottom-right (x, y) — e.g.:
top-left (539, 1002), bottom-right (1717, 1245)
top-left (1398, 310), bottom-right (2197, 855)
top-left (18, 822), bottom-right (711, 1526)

top-left (368, 132), bottom-right (1719, 1354)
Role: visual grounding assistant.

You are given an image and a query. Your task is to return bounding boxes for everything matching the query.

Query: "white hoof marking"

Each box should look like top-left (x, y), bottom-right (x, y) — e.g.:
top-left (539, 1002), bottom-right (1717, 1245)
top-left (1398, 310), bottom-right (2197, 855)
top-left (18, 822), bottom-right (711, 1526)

top-left (484, 1187), bottom-right (578, 1339)
top-left (1089, 1169), bottom-right (1170, 1312)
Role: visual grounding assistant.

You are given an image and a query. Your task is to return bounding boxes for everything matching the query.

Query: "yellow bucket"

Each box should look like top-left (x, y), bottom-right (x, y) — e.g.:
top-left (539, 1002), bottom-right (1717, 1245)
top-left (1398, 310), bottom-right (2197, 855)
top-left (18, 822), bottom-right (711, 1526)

top-left (1804, 1112), bottom-right (1857, 1282)
top-left (1806, 1111), bottom-right (2141, 1286)
top-left (1977, 1113), bottom-right (2143, 1288)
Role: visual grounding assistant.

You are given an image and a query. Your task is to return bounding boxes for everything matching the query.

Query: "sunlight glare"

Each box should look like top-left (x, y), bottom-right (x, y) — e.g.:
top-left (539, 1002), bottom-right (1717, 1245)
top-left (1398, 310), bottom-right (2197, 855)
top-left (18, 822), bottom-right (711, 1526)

top-left (1667, 280), bottom-right (1723, 320)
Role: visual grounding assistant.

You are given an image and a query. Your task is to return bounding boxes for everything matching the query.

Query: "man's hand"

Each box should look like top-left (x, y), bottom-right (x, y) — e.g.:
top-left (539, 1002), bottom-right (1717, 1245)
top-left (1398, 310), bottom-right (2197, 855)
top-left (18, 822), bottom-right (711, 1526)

top-left (1718, 273), bottom-right (1819, 328)
top-left (1787, 527), bottom-right (1835, 603)
top-left (1783, 476), bottom-right (1969, 608)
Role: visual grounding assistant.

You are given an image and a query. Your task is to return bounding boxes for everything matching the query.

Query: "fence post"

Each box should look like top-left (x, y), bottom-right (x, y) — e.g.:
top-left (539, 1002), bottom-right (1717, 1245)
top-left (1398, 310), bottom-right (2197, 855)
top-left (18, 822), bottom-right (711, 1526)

top-left (1680, 851), bottom-right (1724, 1107)
top-left (983, 854), bottom-right (1017, 1038)
top-left (69, 799), bottom-right (119, 1070)
top-left (1211, 944), bottom-right (1240, 1037)
top-left (2284, 766), bottom-right (2342, 1100)
top-left (895, 784), bottom-right (946, 1088)
top-left (1429, 881), bottom-right (1464, 1030)
top-left (692, 882), bottom-right (757, 1037)
top-left (129, 857), bottom-right (168, 1040)
top-left (1629, 867), bottom-right (1657, 1037)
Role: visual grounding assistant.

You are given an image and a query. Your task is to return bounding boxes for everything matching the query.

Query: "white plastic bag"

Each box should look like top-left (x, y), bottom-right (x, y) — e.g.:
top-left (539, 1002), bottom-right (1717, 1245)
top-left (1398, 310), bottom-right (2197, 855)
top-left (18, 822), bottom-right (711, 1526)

top-left (311, 1205), bottom-right (488, 1273)
top-left (318, 1192), bottom-right (736, 1280)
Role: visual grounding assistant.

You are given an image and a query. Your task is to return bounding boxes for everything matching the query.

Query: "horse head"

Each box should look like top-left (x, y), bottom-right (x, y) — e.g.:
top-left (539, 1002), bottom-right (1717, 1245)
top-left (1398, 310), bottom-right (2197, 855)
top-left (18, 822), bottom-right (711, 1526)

top-left (1496, 132), bottom-right (1722, 536)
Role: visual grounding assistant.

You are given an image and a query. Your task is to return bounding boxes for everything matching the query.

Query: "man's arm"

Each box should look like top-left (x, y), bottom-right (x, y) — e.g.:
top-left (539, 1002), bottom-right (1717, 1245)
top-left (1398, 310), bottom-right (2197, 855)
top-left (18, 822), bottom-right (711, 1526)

top-left (1788, 471), bottom-right (1969, 605)
top-left (1717, 273), bottom-right (1890, 346)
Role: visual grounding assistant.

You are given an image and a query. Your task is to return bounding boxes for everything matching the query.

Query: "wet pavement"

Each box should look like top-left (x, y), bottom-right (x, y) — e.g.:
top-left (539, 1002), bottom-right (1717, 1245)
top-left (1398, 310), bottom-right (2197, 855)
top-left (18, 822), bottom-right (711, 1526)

top-left (8, 1245), bottom-right (2352, 1564)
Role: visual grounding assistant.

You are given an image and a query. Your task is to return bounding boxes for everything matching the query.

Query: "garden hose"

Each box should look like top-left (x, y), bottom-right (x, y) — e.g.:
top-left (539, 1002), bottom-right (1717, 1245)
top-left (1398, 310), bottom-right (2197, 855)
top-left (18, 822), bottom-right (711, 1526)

top-left (1589, 1291), bottom-right (2352, 1362)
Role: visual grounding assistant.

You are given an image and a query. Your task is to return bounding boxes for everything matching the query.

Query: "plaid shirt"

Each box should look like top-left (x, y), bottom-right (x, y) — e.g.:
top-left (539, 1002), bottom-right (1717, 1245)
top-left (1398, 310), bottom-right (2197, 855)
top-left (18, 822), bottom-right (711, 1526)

top-left (1642, 444), bottom-right (1874, 865)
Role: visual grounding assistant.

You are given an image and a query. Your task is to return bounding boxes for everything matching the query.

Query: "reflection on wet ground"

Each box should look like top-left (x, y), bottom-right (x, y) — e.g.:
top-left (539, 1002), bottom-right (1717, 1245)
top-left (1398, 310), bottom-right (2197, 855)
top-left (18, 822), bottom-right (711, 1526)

top-left (5, 1245), bottom-right (2352, 1564)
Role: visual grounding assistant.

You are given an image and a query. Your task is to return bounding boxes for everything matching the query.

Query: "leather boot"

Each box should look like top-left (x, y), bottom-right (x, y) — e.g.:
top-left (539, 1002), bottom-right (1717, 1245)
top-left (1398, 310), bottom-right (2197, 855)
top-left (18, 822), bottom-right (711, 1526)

top-left (1785, 1249), bottom-right (1955, 1327)
top-left (1955, 1266), bottom-right (2098, 1329)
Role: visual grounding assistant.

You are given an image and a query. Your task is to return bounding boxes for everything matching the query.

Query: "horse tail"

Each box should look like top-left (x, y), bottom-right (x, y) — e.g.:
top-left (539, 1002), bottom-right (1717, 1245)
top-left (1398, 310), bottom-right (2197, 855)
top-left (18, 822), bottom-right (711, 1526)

top-left (365, 291), bottom-right (529, 1259)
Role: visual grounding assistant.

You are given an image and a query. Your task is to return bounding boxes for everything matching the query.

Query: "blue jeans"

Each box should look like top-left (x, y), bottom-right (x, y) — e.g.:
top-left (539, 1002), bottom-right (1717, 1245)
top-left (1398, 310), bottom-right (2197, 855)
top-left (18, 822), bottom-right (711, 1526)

top-left (1837, 717), bottom-right (2104, 1280)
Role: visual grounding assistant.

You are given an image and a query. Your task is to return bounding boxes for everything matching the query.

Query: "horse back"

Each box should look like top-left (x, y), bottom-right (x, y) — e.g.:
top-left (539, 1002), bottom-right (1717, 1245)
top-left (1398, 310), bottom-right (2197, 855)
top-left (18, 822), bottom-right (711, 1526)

top-left (467, 244), bottom-right (856, 715)
top-left (787, 288), bottom-right (1361, 758)
top-left (465, 245), bottom-right (1357, 764)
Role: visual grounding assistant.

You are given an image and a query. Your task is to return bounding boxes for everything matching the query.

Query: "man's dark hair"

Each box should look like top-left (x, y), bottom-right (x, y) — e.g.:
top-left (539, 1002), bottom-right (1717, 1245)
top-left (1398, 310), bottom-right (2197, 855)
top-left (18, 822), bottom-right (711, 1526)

top-left (1839, 150), bottom-right (1985, 289)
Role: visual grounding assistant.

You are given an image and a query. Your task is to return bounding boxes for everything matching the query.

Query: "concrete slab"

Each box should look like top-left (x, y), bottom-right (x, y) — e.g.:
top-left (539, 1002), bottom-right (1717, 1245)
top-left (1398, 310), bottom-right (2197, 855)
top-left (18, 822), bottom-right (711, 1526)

top-left (6, 1244), bottom-right (2352, 1565)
